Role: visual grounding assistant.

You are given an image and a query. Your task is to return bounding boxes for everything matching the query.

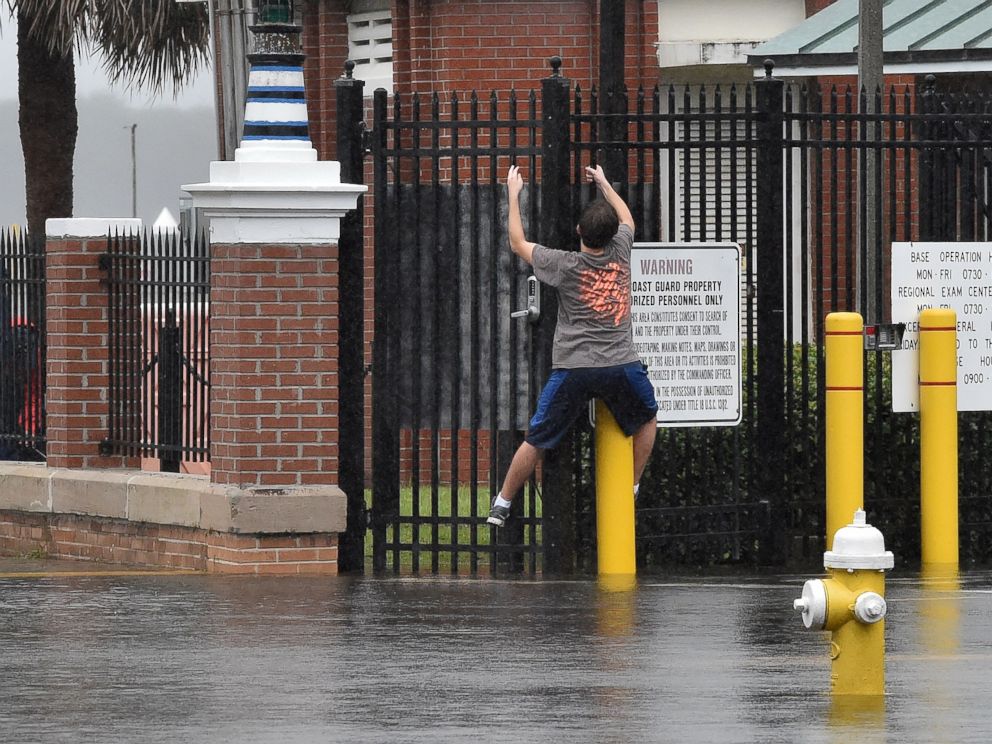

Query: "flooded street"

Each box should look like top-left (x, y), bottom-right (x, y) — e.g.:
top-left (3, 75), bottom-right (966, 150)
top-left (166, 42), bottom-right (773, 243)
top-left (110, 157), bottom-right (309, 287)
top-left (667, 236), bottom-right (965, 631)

top-left (1, 570), bottom-right (989, 743)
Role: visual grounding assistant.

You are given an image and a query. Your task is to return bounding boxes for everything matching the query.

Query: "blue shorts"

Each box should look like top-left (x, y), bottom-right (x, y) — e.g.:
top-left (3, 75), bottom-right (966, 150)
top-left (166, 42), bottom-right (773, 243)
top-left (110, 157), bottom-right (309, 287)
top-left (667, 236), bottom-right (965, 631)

top-left (525, 362), bottom-right (659, 450)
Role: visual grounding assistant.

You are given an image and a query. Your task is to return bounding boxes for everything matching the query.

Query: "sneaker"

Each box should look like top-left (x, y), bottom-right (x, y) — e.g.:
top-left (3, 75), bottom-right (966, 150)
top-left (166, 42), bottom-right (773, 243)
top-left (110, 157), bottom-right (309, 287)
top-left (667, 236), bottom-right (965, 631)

top-left (487, 502), bottom-right (510, 527)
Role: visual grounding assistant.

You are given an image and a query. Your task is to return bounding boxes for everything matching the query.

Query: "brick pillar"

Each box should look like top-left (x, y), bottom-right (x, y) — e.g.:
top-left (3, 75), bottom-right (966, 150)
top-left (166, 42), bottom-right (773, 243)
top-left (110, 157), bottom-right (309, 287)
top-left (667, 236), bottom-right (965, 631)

top-left (210, 242), bottom-right (339, 488)
top-left (45, 218), bottom-right (141, 470)
top-left (182, 12), bottom-right (364, 540)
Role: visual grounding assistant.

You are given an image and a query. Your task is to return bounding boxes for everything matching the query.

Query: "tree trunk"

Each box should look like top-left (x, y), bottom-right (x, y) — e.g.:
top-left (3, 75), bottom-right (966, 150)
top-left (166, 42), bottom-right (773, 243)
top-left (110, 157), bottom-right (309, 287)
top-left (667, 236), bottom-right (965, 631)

top-left (18, 11), bottom-right (77, 239)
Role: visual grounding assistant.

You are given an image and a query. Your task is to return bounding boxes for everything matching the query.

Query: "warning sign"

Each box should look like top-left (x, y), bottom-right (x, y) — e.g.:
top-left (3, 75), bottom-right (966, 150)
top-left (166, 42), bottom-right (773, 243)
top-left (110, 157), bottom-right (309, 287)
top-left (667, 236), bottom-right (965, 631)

top-left (631, 243), bottom-right (742, 427)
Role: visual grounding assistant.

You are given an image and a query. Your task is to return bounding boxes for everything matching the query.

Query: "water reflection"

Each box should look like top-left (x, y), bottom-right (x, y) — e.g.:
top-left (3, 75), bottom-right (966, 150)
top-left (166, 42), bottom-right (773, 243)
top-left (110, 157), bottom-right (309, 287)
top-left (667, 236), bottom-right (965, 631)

top-left (595, 574), bottom-right (637, 638)
top-left (828, 693), bottom-right (886, 743)
top-left (0, 572), bottom-right (988, 742)
top-left (919, 565), bottom-right (961, 657)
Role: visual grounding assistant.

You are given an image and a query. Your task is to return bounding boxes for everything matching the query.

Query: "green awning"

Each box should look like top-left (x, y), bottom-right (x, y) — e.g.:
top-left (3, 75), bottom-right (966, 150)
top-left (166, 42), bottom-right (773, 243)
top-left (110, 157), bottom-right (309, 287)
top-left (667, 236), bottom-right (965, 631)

top-left (749, 0), bottom-right (992, 76)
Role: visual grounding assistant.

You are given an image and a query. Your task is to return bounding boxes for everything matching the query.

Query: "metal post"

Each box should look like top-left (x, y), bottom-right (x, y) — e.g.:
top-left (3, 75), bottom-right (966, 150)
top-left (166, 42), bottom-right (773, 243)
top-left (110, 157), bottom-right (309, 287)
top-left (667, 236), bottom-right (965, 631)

top-left (919, 308), bottom-right (959, 567)
top-left (919, 76), bottom-right (937, 241)
top-left (371, 88), bottom-right (399, 572)
top-left (858, 0), bottom-right (883, 320)
top-left (129, 123), bottom-right (137, 219)
top-left (158, 309), bottom-right (182, 474)
top-left (599, 0), bottom-right (626, 181)
top-left (825, 312), bottom-right (864, 549)
top-left (755, 60), bottom-right (786, 551)
top-left (594, 401), bottom-right (635, 575)
top-left (335, 61), bottom-right (367, 572)
top-left (540, 56), bottom-right (575, 574)
top-left (0, 256), bottom-right (15, 449)
top-left (212, 0), bottom-right (251, 159)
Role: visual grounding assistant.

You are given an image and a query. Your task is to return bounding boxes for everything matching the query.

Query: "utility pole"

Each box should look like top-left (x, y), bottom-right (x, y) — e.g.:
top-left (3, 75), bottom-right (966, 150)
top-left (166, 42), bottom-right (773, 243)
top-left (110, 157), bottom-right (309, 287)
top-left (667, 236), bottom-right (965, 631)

top-left (859, 0), bottom-right (883, 321)
top-left (128, 123), bottom-right (137, 218)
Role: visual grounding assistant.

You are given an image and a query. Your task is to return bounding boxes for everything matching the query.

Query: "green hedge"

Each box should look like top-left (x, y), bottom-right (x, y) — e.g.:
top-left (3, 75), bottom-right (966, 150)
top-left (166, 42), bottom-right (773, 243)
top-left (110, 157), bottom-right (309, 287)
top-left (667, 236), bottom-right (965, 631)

top-left (583, 345), bottom-right (992, 569)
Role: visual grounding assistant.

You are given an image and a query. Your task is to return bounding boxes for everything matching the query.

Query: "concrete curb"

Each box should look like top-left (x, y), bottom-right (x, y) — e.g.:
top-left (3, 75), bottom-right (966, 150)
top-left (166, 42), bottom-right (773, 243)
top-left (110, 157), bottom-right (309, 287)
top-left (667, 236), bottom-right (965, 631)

top-left (0, 464), bottom-right (346, 534)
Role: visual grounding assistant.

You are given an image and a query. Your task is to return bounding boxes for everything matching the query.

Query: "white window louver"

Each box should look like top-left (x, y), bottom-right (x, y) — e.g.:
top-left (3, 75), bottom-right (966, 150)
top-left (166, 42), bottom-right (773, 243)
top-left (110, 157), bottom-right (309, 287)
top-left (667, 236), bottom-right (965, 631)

top-left (347, 9), bottom-right (393, 94)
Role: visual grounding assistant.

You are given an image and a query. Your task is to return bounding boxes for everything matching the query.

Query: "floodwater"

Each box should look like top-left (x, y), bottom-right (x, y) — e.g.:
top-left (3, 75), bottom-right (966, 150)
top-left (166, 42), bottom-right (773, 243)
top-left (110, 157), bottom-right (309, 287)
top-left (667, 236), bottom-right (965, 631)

top-left (0, 568), bottom-right (990, 743)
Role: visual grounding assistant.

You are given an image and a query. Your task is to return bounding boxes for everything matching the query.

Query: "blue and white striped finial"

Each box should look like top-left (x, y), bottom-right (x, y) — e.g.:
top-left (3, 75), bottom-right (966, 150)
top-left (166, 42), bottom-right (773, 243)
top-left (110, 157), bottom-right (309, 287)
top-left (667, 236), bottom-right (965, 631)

top-left (237, 11), bottom-right (314, 162)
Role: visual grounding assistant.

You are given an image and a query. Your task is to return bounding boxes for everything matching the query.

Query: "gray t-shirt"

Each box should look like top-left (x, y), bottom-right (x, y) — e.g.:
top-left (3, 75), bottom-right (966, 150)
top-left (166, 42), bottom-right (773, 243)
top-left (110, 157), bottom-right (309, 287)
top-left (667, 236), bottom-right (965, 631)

top-left (532, 224), bottom-right (640, 369)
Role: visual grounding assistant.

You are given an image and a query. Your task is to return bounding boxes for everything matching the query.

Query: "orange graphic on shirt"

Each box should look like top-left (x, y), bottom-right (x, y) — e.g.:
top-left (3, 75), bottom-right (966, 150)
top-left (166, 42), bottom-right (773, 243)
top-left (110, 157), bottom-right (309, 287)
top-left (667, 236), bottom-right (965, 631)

top-left (578, 261), bottom-right (630, 326)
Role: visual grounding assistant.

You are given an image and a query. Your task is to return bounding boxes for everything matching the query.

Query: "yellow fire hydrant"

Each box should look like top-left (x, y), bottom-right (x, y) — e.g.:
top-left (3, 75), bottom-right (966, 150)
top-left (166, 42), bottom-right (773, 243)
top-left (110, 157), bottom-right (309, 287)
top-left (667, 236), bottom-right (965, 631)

top-left (793, 509), bottom-right (894, 696)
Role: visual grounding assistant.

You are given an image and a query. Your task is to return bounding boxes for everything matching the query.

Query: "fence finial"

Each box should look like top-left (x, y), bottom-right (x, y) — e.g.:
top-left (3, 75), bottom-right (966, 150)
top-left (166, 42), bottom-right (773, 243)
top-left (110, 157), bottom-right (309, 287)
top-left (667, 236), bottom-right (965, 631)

top-left (343, 59), bottom-right (355, 79)
top-left (549, 55), bottom-right (563, 77)
top-left (763, 59), bottom-right (775, 78)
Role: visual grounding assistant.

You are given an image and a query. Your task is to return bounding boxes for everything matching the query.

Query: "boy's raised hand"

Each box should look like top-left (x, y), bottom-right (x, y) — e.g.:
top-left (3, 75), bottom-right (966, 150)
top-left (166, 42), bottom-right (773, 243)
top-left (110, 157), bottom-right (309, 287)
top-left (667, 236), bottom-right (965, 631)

top-left (506, 165), bottom-right (524, 199)
top-left (585, 164), bottom-right (608, 188)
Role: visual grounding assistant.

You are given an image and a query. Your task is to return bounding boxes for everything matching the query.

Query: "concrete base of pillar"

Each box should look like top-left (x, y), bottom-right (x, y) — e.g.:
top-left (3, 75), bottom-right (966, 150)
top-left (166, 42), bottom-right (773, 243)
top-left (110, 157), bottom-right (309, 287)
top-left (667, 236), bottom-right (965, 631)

top-left (0, 464), bottom-right (346, 575)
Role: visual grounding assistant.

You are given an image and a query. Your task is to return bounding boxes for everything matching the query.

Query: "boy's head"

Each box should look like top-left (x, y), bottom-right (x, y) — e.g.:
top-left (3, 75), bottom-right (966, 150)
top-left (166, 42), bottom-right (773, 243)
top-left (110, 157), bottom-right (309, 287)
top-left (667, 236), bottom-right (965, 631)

top-left (577, 200), bottom-right (619, 249)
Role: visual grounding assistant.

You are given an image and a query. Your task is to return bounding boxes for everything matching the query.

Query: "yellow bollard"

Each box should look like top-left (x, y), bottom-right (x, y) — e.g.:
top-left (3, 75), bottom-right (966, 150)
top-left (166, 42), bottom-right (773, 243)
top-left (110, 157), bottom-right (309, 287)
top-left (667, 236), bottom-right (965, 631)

top-left (794, 510), bottom-right (894, 696)
top-left (825, 312), bottom-right (864, 549)
top-left (594, 400), bottom-right (636, 575)
top-left (919, 308), bottom-right (959, 568)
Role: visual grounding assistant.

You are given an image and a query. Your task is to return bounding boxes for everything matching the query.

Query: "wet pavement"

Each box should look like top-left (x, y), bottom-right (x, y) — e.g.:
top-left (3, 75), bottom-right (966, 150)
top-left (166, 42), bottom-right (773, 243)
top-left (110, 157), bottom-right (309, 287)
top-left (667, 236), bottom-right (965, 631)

top-left (0, 566), bottom-right (990, 743)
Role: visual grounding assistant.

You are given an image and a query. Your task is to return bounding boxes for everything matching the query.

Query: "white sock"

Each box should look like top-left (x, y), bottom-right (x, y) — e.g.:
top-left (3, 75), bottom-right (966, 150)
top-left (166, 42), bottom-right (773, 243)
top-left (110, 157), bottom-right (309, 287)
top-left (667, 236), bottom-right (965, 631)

top-left (495, 494), bottom-right (513, 508)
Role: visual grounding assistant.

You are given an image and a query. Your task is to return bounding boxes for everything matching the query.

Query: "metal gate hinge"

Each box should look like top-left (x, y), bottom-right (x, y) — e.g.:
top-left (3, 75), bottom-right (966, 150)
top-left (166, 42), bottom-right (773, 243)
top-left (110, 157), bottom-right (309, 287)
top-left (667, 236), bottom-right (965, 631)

top-left (361, 124), bottom-right (372, 154)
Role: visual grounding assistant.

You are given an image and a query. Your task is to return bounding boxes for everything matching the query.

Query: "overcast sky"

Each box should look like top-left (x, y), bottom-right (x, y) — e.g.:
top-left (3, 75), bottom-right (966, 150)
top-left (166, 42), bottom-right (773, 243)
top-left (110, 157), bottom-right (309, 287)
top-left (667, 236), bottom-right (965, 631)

top-left (0, 13), bottom-right (217, 229)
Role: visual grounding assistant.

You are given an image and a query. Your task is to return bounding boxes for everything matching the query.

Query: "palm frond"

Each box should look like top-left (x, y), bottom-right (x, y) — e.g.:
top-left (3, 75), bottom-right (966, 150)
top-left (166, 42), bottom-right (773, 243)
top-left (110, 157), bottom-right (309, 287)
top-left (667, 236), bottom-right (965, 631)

top-left (8, 0), bottom-right (91, 56)
top-left (9, 0), bottom-right (210, 93)
top-left (93, 0), bottom-right (210, 94)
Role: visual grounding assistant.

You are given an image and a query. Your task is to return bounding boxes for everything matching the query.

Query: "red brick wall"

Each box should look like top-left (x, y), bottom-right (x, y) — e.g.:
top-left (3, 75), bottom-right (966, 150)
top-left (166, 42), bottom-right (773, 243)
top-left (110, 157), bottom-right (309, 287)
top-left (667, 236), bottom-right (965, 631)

top-left (209, 242), bottom-right (340, 488)
top-left (391, 0), bottom-right (657, 96)
top-left (46, 235), bottom-right (138, 471)
top-left (806, 0), bottom-right (839, 13)
top-left (0, 510), bottom-right (340, 575)
top-left (400, 428), bottom-right (494, 485)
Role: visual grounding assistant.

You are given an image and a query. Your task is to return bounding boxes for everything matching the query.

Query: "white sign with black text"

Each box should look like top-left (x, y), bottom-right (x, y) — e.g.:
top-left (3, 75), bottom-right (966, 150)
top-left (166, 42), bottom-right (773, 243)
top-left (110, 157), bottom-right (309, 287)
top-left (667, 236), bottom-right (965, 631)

top-left (631, 243), bottom-right (742, 427)
top-left (891, 241), bottom-right (992, 412)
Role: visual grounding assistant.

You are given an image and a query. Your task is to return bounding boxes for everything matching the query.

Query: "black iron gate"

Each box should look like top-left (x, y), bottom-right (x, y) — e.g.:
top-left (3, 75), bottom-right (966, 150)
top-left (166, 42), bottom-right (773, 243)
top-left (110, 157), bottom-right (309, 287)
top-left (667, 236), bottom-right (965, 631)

top-left (101, 229), bottom-right (210, 471)
top-left (347, 59), bottom-right (992, 574)
top-left (0, 230), bottom-right (45, 461)
top-left (367, 84), bottom-right (547, 575)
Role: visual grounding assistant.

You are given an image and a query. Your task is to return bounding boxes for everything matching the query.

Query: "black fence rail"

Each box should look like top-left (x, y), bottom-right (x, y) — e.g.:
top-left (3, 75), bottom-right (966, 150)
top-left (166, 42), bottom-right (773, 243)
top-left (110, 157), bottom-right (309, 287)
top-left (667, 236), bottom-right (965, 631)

top-left (0, 229), bottom-right (45, 461)
top-left (780, 79), bottom-right (992, 565)
top-left (100, 230), bottom-right (210, 471)
top-left (353, 59), bottom-right (992, 574)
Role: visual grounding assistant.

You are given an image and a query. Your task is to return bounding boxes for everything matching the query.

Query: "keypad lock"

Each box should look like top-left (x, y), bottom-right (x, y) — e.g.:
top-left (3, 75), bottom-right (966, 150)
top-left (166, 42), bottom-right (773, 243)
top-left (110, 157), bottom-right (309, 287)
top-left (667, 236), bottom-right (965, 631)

top-left (511, 275), bottom-right (540, 323)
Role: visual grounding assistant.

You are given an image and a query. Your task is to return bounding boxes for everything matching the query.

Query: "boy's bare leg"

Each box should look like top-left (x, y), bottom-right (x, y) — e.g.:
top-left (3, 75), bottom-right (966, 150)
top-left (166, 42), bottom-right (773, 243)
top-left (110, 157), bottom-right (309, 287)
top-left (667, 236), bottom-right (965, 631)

top-left (498, 440), bottom-right (542, 502)
top-left (633, 418), bottom-right (657, 486)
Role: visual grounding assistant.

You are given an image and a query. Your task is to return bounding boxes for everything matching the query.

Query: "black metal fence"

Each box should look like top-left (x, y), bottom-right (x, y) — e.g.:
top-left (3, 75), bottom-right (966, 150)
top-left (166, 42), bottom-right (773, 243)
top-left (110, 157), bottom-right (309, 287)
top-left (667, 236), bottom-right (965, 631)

top-left (782, 78), bottom-right (992, 565)
top-left (0, 230), bottom-right (45, 461)
top-left (346, 60), bottom-right (992, 574)
top-left (100, 230), bottom-right (210, 471)
top-left (366, 85), bottom-right (545, 574)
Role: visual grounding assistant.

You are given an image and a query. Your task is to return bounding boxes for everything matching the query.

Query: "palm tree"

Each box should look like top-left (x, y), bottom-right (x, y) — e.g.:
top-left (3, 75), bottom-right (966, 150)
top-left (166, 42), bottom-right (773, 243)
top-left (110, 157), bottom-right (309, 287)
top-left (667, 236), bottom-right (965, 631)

top-left (5, 0), bottom-right (210, 237)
